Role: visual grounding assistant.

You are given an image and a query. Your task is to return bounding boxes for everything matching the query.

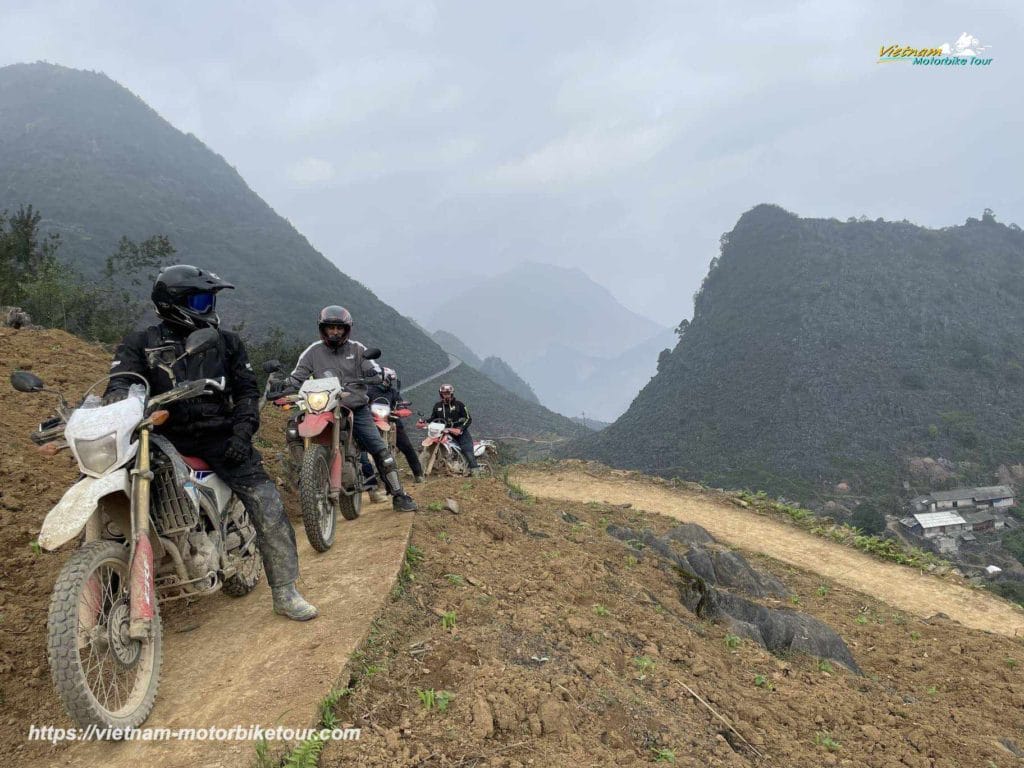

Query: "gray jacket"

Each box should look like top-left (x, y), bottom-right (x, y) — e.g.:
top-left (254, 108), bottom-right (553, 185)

top-left (287, 339), bottom-right (382, 408)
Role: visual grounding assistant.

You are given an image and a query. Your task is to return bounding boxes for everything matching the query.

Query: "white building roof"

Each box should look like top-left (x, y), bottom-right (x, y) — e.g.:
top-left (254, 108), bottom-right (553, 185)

top-left (912, 512), bottom-right (967, 529)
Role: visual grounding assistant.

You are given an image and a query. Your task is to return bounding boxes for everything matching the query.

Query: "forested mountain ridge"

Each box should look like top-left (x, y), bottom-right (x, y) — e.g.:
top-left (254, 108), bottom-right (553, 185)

top-left (567, 204), bottom-right (1024, 506)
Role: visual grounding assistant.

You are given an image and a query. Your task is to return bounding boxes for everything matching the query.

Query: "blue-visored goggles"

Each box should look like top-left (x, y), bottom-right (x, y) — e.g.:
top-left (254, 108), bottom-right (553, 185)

top-left (185, 292), bottom-right (216, 314)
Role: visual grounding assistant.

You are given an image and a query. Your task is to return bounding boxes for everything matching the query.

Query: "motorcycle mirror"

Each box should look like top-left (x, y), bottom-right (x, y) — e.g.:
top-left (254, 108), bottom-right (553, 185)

top-left (363, 348), bottom-right (382, 360)
top-left (11, 370), bottom-right (45, 393)
top-left (183, 327), bottom-right (220, 357)
top-left (262, 359), bottom-right (282, 374)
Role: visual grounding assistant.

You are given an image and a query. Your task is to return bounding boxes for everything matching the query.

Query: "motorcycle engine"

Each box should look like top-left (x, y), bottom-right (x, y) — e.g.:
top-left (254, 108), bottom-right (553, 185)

top-left (185, 529), bottom-right (221, 582)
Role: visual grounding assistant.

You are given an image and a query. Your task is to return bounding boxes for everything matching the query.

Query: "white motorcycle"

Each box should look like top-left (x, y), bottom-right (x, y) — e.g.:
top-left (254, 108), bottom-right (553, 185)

top-left (11, 327), bottom-right (263, 732)
top-left (415, 418), bottom-right (497, 476)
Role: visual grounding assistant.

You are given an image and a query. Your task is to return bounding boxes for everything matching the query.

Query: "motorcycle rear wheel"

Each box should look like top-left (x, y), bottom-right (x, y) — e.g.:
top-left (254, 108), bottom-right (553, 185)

top-left (300, 445), bottom-right (337, 551)
top-left (48, 540), bottom-right (162, 731)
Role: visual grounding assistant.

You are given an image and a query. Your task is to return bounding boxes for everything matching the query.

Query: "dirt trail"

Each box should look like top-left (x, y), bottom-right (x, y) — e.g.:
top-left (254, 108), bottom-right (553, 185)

top-left (515, 467), bottom-right (1024, 638)
top-left (47, 506), bottom-right (411, 768)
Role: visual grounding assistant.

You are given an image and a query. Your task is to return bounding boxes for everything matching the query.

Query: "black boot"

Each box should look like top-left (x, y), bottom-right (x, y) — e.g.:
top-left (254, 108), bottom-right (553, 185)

top-left (376, 452), bottom-right (418, 512)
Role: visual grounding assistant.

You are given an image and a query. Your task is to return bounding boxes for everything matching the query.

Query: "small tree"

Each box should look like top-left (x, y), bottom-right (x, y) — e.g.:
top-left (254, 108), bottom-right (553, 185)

top-left (0, 204), bottom-right (175, 342)
top-left (851, 501), bottom-right (887, 536)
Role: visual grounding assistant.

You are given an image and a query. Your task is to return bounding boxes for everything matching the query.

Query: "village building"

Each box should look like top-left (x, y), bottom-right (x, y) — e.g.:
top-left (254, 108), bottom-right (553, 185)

top-left (910, 485), bottom-right (1014, 514)
top-left (901, 511), bottom-right (969, 539)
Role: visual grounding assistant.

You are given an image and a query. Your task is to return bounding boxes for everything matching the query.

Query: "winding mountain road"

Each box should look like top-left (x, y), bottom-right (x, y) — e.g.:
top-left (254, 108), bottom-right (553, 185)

top-left (404, 353), bottom-right (462, 392)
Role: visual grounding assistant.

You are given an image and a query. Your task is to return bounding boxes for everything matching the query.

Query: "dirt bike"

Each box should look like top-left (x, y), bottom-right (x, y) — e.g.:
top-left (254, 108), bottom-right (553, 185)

top-left (10, 327), bottom-right (263, 732)
top-left (370, 396), bottom-right (413, 455)
top-left (415, 418), bottom-right (497, 477)
top-left (263, 351), bottom-right (382, 552)
top-left (361, 396), bottom-right (415, 501)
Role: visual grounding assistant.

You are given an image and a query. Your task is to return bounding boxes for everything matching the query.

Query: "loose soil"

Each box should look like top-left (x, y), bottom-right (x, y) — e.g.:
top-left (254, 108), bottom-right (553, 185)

top-left (514, 465), bottom-right (1024, 639)
top-left (317, 474), bottom-right (1024, 768)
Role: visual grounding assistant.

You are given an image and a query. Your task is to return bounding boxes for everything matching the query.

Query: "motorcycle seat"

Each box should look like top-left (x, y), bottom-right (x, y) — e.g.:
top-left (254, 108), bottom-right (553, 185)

top-left (182, 455), bottom-right (212, 471)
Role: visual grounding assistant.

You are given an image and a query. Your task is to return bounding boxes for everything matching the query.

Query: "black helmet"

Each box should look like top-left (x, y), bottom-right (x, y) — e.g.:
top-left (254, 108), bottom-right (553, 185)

top-left (151, 265), bottom-right (234, 331)
top-left (318, 305), bottom-right (353, 349)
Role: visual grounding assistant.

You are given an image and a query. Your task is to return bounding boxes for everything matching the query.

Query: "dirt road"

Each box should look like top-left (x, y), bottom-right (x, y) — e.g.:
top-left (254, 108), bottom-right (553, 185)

top-left (515, 467), bottom-right (1024, 638)
top-left (42, 506), bottom-right (412, 768)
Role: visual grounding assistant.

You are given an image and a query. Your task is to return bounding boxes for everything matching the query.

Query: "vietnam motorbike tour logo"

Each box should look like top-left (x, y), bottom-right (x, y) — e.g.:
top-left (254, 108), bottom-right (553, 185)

top-left (878, 32), bottom-right (993, 66)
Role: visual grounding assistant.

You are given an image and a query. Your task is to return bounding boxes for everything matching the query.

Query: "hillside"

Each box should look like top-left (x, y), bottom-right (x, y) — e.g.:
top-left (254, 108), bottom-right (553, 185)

top-left (479, 356), bottom-right (541, 404)
top-left (425, 261), bottom-right (670, 421)
top-left (316, 467), bottom-right (1024, 767)
top-left (3, 325), bottom-right (1022, 767)
top-left (431, 329), bottom-right (540, 403)
top-left (0, 62), bottom-right (447, 379)
top-left (432, 330), bottom-right (484, 369)
top-left (568, 204), bottom-right (1024, 509)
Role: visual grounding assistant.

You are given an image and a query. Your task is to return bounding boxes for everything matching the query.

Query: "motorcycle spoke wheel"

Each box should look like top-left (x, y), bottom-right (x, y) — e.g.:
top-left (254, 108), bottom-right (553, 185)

top-left (300, 445), bottom-right (336, 551)
top-left (49, 540), bottom-right (162, 730)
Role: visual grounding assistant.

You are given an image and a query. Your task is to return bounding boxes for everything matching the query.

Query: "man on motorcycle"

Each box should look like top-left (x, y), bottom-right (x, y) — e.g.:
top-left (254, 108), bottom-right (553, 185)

top-left (102, 265), bottom-right (318, 621)
top-left (369, 366), bottom-right (424, 483)
top-left (280, 306), bottom-right (418, 512)
top-left (420, 383), bottom-right (482, 474)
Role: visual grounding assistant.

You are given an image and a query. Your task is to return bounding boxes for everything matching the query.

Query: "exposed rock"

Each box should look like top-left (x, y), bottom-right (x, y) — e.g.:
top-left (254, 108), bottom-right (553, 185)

top-left (607, 524), bottom-right (859, 674)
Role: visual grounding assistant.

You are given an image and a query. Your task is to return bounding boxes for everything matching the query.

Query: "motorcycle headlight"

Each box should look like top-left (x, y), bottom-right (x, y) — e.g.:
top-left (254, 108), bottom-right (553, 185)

top-left (306, 391), bottom-right (330, 412)
top-left (75, 433), bottom-right (118, 475)
top-left (370, 403), bottom-right (391, 419)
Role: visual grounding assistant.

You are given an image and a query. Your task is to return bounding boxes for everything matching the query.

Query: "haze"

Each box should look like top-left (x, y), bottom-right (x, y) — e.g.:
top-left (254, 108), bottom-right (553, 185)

top-left (3, 0), bottom-right (1021, 326)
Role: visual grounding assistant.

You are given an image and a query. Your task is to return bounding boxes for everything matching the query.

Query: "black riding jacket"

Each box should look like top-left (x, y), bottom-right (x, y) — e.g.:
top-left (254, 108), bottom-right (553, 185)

top-left (427, 398), bottom-right (472, 429)
top-left (104, 322), bottom-right (261, 444)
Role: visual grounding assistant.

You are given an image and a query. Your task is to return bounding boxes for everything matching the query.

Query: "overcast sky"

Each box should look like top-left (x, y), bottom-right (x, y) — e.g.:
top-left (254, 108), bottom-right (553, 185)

top-left (3, 1), bottom-right (1022, 326)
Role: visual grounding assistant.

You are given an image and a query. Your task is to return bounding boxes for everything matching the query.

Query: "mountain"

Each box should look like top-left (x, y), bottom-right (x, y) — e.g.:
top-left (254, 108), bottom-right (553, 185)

top-left (566, 204), bottom-right (1024, 505)
top-left (478, 356), bottom-right (540, 404)
top-left (432, 330), bottom-right (484, 369)
top-left (431, 328), bottom-right (540, 403)
top-left (571, 415), bottom-right (610, 431)
top-left (0, 62), bottom-right (580, 440)
top-left (0, 62), bottom-right (448, 376)
top-left (424, 261), bottom-right (669, 421)
top-left (517, 330), bottom-right (676, 420)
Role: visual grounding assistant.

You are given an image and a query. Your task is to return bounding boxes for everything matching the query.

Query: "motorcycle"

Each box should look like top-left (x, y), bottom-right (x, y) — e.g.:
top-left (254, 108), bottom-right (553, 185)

top-left (10, 327), bottom-right (263, 732)
top-left (370, 396), bottom-right (413, 456)
top-left (415, 417), bottom-right (497, 477)
top-left (363, 396), bottom-right (415, 501)
top-left (263, 350), bottom-right (382, 552)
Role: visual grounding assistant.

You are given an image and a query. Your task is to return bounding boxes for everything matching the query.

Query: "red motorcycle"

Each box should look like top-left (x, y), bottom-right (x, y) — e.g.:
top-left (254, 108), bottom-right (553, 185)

top-left (265, 350), bottom-right (382, 552)
top-left (370, 396), bottom-right (413, 455)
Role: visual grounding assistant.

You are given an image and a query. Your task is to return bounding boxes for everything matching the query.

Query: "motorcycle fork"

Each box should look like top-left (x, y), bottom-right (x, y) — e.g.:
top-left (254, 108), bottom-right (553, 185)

top-left (128, 427), bottom-right (157, 639)
top-left (331, 411), bottom-right (344, 494)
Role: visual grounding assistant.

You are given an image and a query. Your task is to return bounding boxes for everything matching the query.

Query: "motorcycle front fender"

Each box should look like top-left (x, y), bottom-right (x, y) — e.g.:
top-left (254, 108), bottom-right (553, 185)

top-left (421, 437), bottom-right (439, 448)
top-left (38, 470), bottom-right (131, 551)
top-left (299, 411), bottom-right (335, 438)
top-left (375, 419), bottom-right (392, 433)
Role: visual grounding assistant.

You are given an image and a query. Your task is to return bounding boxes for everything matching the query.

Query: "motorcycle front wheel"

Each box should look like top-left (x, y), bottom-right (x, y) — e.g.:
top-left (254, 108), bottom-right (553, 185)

top-left (48, 540), bottom-right (162, 731)
top-left (300, 444), bottom-right (337, 551)
top-left (419, 444), bottom-right (439, 476)
top-left (444, 447), bottom-right (470, 476)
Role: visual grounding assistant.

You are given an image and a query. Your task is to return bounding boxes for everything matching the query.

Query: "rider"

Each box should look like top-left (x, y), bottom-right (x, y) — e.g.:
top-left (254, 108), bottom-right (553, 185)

top-left (368, 366), bottom-right (425, 483)
top-left (102, 265), bottom-right (318, 621)
top-left (281, 306), bottom-right (418, 512)
top-left (419, 383), bottom-right (482, 474)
